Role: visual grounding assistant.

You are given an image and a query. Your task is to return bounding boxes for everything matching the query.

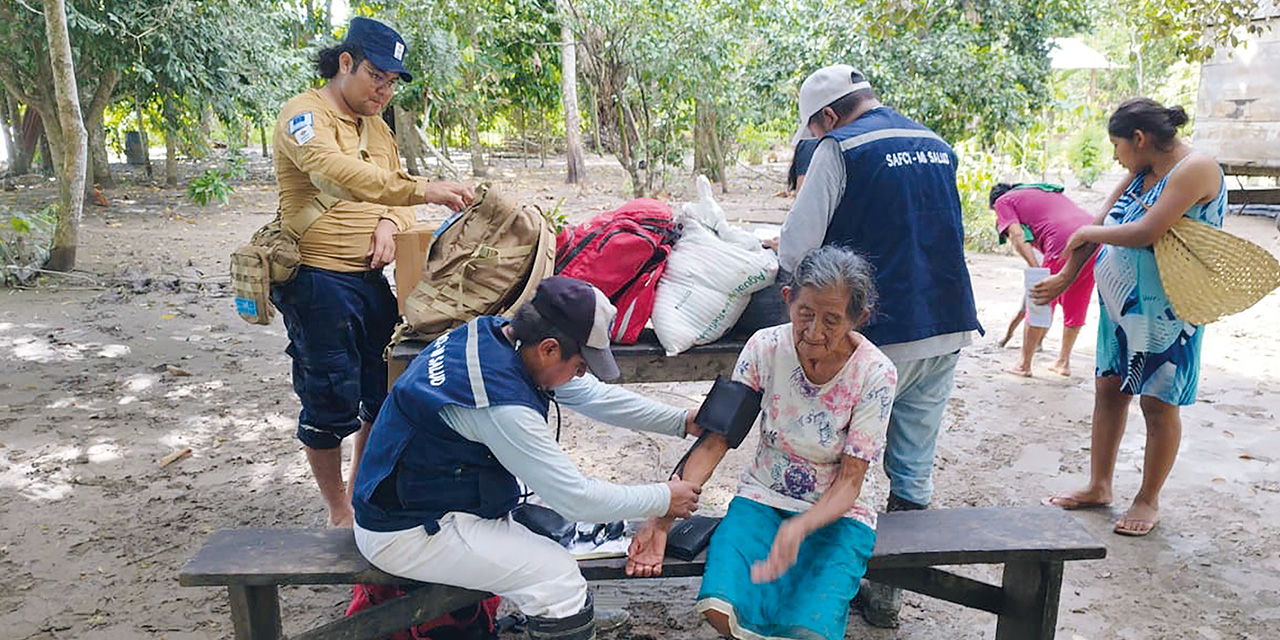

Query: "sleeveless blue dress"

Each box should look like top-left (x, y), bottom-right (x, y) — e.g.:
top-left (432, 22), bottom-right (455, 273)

top-left (1093, 157), bottom-right (1226, 406)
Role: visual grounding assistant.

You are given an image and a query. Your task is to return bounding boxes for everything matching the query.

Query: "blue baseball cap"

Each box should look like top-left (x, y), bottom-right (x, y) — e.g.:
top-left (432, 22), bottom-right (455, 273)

top-left (344, 17), bottom-right (412, 82)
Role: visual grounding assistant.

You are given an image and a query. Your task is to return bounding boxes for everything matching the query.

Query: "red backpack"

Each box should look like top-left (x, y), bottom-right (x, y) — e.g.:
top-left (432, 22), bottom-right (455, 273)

top-left (346, 584), bottom-right (500, 640)
top-left (554, 199), bottom-right (678, 344)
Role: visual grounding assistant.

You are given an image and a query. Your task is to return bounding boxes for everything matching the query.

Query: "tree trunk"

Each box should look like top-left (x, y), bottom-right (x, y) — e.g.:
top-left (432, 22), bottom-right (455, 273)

top-left (12, 105), bottom-right (39, 176)
top-left (260, 125), bottom-right (269, 158)
top-left (200, 104), bottom-right (214, 150)
top-left (85, 69), bottom-right (121, 189)
top-left (693, 99), bottom-right (717, 182)
top-left (539, 118), bottom-right (547, 168)
top-left (0, 93), bottom-right (14, 172)
top-left (558, 7), bottom-right (586, 184)
top-left (518, 108), bottom-right (528, 168)
top-left (393, 105), bottom-right (420, 175)
top-left (134, 92), bottom-right (152, 177)
top-left (42, 0), bottom-right (87, 272)
top-left (465, 110), bottom-right (487, 177)
top-left (165, 130), bottom-right (178, 186)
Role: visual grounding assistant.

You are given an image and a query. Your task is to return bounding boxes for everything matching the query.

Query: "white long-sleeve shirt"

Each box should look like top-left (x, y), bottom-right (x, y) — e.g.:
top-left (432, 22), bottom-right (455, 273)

top-left (440, 373), bottom-right (687, 523)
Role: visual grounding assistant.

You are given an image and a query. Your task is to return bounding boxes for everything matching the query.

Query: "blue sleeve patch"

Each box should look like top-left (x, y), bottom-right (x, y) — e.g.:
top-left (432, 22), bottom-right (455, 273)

top-left (288, 112), bottom-right (313, 134)
top-left (235, 297), bottom-right (259, 316)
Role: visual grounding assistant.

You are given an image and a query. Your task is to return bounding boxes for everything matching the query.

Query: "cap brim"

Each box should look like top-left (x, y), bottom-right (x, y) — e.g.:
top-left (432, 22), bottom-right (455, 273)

top-left (581, 345), bottom-right (620, 382)
top-left (367, 53), bottom-right (413, 83)
top-left (791, 121), bottom-right (817, 146)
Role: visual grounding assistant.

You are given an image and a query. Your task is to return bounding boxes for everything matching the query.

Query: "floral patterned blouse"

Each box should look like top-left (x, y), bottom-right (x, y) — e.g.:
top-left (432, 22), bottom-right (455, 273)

top-left (732, 324), bottom-right (897, 529)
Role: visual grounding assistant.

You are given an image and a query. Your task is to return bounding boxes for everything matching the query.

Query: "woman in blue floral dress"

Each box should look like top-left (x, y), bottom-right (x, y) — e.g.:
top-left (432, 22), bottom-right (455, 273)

top-left (1033, 98), bottom-right (1227, 536)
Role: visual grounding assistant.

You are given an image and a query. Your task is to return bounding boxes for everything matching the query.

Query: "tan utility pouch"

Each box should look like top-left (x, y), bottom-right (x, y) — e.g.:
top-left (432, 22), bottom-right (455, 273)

top-left (230, 119), bottom-right (372, 325)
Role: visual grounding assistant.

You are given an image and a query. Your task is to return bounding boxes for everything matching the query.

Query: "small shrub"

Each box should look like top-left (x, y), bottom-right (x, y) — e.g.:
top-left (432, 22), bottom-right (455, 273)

top-left (224, 152), bottom-right (248, 181)
top-left (1, 206), bottom-right (57, 286)
top-left (187, 169), bottom-right (234, 206)
top-left (545, 197), bottom-right (570, 234)
top-left (954, 139), bottom-right (1003, 252)
top-left (1068, 125), bottom-right (1108, 189)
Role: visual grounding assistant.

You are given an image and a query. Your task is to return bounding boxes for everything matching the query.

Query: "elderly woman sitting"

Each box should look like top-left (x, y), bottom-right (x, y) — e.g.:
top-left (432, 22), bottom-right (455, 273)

top-left (626, 246), bottom-right (898, 640)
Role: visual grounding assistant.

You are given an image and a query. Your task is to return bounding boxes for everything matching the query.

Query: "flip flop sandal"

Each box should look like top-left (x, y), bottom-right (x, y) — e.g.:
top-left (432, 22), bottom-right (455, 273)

top-left (1041, 494), bottom-right (1111, 510)
top-left (1113, 517), bottom-right (1159, 537)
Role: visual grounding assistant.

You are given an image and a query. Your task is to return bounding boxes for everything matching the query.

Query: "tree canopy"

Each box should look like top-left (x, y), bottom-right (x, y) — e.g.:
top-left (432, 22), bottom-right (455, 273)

top-left (1, 0), bottom-right (1271, 268)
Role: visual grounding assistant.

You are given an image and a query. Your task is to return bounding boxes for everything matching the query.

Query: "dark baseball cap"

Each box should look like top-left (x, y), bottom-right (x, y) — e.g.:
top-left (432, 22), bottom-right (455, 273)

top-left (529, 276), bottom-right (621, 381)
top-left (344, 17), bottom-right (412, 82)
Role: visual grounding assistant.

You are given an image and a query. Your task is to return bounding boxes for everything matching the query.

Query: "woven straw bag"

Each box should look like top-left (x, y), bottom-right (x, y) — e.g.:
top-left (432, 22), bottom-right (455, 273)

top-left (1153, 216), bottom-right (1280, 325)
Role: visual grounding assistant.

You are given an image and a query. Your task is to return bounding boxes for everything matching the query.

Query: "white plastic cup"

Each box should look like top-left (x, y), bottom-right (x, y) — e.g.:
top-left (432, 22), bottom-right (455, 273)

top-left (1024, 267), bottom-right (1053, 328)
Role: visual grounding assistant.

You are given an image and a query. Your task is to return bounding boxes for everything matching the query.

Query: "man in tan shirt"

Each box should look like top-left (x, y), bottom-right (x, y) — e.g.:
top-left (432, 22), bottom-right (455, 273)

top-left (270, 17), bottom-right (473, 527)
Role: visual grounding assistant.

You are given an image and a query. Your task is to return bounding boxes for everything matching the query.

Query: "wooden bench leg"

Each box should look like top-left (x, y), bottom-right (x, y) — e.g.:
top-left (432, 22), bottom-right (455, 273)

top-left (228, 585), bottom-right (282, 640)
top-left (996, 560), bottom-right (1064, 640)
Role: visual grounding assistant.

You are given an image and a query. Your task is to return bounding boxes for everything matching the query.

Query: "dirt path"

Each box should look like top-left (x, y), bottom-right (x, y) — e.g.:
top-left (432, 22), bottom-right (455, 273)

top-left (1, 156), bottom-right (1277, 639)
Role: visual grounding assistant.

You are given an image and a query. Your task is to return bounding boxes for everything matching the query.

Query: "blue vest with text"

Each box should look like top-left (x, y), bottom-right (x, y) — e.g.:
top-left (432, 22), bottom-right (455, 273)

top-left (823, 107), bottom-right (981, 346)
top-left (352, 316), bottom-right (549, 533)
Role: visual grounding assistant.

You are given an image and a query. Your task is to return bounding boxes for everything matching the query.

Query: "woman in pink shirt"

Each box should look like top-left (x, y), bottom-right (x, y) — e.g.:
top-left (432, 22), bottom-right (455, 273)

top-left (990, 184), bottom-right (1097, 377)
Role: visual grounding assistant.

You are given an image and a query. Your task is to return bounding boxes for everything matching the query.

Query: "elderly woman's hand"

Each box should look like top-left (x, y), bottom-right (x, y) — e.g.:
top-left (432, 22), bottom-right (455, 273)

top-left (751, 518), bottom-right (809, 583)
top-left (625, 517), bottom-right (672, 577)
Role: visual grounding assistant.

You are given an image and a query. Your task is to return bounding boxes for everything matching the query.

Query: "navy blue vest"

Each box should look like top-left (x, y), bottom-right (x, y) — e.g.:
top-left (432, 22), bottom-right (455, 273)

top-left (823, 107), bottom-right (982, 346)
top-left (353, 317), bottom-right (550, 533)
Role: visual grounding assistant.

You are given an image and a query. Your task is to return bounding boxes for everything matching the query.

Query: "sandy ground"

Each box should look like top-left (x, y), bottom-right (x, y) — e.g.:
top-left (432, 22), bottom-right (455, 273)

top-left (1, 153), bottom-right (1278, 640)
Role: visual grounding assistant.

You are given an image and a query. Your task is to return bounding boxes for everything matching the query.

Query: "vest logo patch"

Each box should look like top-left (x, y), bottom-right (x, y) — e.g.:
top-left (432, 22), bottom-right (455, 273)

top-left (427, 333), bottom-right (450, 386)
top-left (288, 112), bottom-right (313, 134)
top-left (293, 125), bottom-right (315, 146)
top-left (884, 150), bottom-right (951, 168)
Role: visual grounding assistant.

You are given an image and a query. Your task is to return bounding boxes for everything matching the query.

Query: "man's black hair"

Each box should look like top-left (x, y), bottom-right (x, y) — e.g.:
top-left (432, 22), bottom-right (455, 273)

top-left (807, 69), bottom-right (877, 127)
top-left (509, 304), bottom-right (581, 361)
top-left (316, 43), bottom-right (367, 79)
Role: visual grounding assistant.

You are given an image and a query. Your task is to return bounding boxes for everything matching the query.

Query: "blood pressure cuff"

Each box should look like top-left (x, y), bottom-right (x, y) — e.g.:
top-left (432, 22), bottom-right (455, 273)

top-left (694, 375), bottom-right (762, 449)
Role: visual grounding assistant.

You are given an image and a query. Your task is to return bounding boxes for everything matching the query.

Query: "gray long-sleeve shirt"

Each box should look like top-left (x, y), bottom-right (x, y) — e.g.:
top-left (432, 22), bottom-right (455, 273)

top-left (778, 137), bottom-right (972, 363)
top-left (439, 373), bottom-right (686, 523)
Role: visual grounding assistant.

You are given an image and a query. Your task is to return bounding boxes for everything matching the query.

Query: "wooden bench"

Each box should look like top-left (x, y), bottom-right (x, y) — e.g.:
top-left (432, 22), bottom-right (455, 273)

top-left (179, 506), bottom-right (1105, 640)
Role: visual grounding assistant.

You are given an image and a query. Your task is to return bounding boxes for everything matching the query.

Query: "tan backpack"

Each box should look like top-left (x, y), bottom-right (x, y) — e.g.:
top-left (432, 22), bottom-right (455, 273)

top-left (402, 183), bottom-right (556, 339)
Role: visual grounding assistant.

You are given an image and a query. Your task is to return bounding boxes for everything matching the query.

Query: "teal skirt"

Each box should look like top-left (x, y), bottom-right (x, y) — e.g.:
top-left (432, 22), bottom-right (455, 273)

top-left (696, 497), bottom-right (876, 640)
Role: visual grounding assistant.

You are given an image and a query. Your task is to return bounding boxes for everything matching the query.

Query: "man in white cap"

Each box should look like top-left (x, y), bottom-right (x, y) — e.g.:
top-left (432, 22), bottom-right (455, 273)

top-left (352, 276), bottom-right (704, 640)
top-left (777, 65), bottom-right (983, 627)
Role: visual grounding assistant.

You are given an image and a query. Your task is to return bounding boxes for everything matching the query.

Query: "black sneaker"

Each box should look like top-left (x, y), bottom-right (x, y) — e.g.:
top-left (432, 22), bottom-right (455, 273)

top-left (854, 581), bottom-right (901, 629)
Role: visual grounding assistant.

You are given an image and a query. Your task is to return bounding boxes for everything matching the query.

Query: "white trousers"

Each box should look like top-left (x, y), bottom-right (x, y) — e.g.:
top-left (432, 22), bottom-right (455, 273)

top-left (354, 512), bottom-right (588, 618)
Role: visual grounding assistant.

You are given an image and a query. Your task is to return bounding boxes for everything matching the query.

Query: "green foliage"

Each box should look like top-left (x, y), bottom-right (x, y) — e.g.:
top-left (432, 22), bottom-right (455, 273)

top-left (735, 119), bottom-right (792, 165)
top-left (994, 115), bottom-right (1051, 180)
top-left (224, 152), bottom-right (249, 182)
top-left (1, 207), bottom-right (58, 286)
top-left (1068, 124), bottom-right (1108, 188)
top-left (953, 140), bottom-right (1004, 252)
top-left (187, 169), bottom-right (235, 206)
top-left (1130, 0), bottom-right (1270, 63)
top-left (545, 197), bottom-right (569, 233)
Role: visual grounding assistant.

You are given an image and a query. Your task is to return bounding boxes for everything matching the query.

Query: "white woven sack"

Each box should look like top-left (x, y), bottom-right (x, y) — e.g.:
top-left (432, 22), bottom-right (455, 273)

top-left (652, 215), bottom-right (778, 355)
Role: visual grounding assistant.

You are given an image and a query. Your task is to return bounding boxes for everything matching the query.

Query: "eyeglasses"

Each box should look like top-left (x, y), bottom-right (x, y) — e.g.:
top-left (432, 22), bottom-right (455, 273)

top-left (360, 62), bottom-right (399, 92)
